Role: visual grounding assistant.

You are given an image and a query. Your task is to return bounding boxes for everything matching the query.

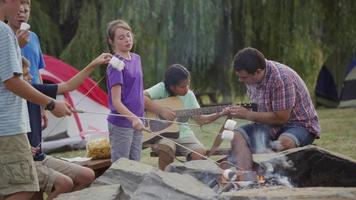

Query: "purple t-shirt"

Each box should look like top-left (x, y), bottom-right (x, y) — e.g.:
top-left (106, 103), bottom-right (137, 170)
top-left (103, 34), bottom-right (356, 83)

top-left (106, 53), bottom-right (144, 128)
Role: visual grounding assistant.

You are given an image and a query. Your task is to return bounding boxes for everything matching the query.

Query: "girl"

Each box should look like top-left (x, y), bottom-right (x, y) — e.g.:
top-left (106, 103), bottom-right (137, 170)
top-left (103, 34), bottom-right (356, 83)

top-left (106, 20), bottom-right (145, 162)
top-left (144, 64), bottom-right (227, 170)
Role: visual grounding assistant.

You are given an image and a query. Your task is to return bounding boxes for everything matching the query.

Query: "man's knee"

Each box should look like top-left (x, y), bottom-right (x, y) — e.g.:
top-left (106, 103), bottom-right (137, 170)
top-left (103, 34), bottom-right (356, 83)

top-left (277, 135), bottom-right (297, 150)
top-left (231, 131), bottom-right (248, 148)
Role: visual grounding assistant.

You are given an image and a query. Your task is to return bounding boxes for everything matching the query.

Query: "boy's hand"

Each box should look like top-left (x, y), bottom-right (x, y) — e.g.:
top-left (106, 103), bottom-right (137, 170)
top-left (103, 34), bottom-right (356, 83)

top-left (41, 110), bottom-right (48, 130)
top-left (31, 147), bottom-right (40, 156)
top-left (92, 53), bottom-right (112, 66)
top-left (50, 100), bottom-right (72, 117)
top-left (16, 30), bottom-right (30, 48)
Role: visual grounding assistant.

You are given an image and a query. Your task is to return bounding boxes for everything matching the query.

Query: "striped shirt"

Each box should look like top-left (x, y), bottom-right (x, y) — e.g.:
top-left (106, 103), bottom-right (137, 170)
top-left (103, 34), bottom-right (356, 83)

top-left (0, 21), bottom-right (31, 136)
top-left (246, 60), bottom-right (320, 138)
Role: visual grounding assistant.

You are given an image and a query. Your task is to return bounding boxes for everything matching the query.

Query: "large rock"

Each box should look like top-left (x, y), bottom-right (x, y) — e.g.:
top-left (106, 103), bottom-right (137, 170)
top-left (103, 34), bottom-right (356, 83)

top-left (253, 145), bottom-right (356, 187)
top-left (221, 187), bottom-right (356, 200)
top-left (166, 160), bottom-right (222, 185)
top-left (55, 184), bottom-right (121, 200)
top-left (92, 158), bottom-right (154, 198)
top-left (132, 170), bottom-right (218, 200)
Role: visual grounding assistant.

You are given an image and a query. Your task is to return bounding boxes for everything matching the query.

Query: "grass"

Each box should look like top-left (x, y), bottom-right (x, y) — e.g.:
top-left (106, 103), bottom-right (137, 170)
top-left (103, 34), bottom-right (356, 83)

top-left (50, 107), bottom-right (356, 166)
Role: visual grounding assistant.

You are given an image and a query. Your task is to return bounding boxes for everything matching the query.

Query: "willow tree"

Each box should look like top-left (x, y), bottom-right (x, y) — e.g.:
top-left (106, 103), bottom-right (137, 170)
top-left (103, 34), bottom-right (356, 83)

top-left (31, 0), bottom-right (356, 100)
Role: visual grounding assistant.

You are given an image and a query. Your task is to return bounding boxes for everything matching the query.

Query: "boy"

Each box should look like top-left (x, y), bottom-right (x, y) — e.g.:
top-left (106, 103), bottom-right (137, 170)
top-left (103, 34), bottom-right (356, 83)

top-left (22, 52), bottom-right (112, 200)
top-left (0, 1), bottom-right (71, 199)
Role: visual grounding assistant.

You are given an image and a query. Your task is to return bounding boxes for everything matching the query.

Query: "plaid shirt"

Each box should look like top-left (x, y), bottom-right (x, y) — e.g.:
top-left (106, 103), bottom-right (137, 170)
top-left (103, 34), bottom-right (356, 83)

top-left (246, 60), bottom-right (320, 138)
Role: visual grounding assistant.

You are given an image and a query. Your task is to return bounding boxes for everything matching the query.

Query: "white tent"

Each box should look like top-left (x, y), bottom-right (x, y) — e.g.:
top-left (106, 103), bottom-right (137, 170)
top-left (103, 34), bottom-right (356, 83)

top-left (40, 55), bottom-right (109, 152)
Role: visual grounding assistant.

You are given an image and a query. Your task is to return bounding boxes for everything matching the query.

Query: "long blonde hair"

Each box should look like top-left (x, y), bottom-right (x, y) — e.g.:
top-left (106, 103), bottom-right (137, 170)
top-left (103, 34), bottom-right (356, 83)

top-left (106, 19), bottom-right (132, 54)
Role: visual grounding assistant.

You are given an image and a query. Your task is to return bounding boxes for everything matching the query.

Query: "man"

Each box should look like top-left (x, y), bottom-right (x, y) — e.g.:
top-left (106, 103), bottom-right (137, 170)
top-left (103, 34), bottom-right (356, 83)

top-left (227, 47), bottom-right (320, 179)
top-left (0, 1), bottom-right (71, 199)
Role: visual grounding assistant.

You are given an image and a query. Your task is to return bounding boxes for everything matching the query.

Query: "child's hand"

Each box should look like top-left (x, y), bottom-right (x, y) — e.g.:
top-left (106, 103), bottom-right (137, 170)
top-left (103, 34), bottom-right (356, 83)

top-left (31, 147), bottom-right (40, 156)
top-left (132, 117), bottom-right (145, 131)
top-left (92, 53), bottom-right (112, 66)
top-left (16, 30), bottom-right (30, 48)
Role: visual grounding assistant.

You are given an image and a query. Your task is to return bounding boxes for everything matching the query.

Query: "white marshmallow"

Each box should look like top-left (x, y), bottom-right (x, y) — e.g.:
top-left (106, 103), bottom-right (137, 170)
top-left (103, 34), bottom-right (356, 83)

top-left (224, 119), bottom-right (237, 130)
top-left (109, 56), bottom-right (125, 71)
top-left (223, 169), bottom-right (237, 181)
top-left (20, 22), bottom-right (30, 31)
top-left (221, 130), bottom-right (234, 141)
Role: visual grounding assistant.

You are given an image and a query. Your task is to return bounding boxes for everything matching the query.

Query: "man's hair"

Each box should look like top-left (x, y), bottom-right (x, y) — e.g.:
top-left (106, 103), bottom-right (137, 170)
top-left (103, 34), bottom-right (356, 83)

top-left (164, 64), bottom-right (190, 96)
top-left (233, 47), bottom-right (266, 74)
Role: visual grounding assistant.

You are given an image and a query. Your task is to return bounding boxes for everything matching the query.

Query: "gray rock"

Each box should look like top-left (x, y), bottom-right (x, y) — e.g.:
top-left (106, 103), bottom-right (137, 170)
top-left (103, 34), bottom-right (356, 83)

top-left (166, 160), bottom-right (222, 186)
top-left (92, 158), bottom-right (154, 198)
top-left (132, 170), bottom-right (219, 200)
top-left (221, 187), bottom-right (356, 200)
top-left (253, 145), bottom-right (356, 187)
top-left (55, 184), bottom-right (121, 200)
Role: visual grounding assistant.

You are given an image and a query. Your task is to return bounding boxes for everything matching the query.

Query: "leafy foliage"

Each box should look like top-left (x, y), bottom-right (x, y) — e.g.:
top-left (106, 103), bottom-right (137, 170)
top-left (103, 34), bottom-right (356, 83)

top-left (31, 0), bottom-right (356, 99)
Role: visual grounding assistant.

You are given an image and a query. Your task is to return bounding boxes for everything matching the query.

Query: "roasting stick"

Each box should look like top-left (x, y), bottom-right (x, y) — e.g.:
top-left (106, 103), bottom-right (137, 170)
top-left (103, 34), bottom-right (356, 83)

top-left (73, 109), bottom-right (201, 127)
top-left (72, 109), bottom-right (246, 171)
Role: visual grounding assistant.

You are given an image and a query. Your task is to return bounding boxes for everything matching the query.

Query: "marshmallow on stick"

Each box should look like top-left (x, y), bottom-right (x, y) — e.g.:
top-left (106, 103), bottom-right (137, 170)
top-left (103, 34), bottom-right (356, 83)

top-left (224, 119), bottom-right (237, 130)
top-left (20, 22), bottom-right (31, 31)
top-left (221, 130), bottom-right (234, 141)
top-left (109, 56), bottom-right (125, 71)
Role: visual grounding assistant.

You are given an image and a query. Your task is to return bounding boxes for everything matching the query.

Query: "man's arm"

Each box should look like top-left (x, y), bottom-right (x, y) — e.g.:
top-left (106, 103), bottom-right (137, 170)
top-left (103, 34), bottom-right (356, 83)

top-left (229, 106), bottom-right (291, 125)
top-left (4, 75), bottom-right (72, 117)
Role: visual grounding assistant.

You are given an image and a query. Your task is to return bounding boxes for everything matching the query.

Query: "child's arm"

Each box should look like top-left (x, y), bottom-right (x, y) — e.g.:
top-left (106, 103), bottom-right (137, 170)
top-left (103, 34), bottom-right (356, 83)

top-left (4, 76), bottom-right (72, 117)
top-left (112, 85), bottom-right (144, 131)
top-left (57, 53), bottom-right (112, 94)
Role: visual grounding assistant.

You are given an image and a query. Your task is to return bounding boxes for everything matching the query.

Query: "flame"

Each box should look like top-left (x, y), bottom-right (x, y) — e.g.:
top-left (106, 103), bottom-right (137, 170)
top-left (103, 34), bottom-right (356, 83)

top-left (258, 175), bottom-right (265, 184)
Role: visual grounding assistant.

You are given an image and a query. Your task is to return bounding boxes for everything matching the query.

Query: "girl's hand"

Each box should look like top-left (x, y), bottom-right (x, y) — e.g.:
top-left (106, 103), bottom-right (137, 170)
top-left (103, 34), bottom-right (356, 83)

top-left (92, 53), bottom-right (113, 66)
top-left (132, 117), bottom-right (145, 131)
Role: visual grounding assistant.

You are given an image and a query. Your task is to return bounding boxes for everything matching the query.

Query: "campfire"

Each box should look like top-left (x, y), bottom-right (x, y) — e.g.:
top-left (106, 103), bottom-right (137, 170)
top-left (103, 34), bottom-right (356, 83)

top-left (210, 168), bottom-right (293, 193)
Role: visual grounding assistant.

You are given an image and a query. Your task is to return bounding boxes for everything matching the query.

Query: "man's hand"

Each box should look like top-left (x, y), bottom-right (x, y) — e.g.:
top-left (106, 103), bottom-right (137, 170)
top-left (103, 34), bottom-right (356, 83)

top-left (158, 107), bottom-right (176, 121)
top-left (50, 100), bottom-right (72, 117)
top-left (228, 106), bottom-right (249, 119)
top-left (16, 30), bottom-right (30, 48)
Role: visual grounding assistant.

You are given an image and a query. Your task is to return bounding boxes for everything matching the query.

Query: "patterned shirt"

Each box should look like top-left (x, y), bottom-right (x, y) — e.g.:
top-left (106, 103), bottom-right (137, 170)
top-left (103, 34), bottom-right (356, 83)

top-left (246, 60), bottom-right (320, 138)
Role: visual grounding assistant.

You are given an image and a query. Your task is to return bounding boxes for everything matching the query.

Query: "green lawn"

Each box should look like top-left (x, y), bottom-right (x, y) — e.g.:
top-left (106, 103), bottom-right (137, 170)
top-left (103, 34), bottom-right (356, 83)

top-left (50, 107), bottom-right (356, 166)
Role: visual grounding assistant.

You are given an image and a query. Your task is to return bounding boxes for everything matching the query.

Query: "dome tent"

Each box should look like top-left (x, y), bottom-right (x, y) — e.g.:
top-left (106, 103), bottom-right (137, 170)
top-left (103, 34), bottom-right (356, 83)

top-left (315, 50), bottom-right (356, 108)
top-left (40, 55), bottom-right (109, 152)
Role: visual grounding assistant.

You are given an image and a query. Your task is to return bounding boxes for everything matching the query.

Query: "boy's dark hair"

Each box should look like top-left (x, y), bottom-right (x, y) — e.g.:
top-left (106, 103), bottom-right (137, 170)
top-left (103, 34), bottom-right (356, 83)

top-left (233, 47), bottom-right (266, 74)
top-left (164, 64), bottom-right (190, 96)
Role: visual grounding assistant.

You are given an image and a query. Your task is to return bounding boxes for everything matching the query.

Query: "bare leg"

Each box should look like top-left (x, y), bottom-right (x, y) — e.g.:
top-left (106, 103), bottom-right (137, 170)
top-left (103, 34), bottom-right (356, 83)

top-left (158, 150), bottom-right (174, 170)
top-left (46, 175), bottom-right (73, 200)
top-left (231, 132), bottom-right (253, 171)
top-left (72, 167), bottom-right (95, 191)
top-left (277, 135), bottom-right (297, 151)
top-left (5, 192), bottom-right (34, 200)
top-left (190, 148), bottom-right (206, 160)
top-left (30, 192), bottom-right (43, 200)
